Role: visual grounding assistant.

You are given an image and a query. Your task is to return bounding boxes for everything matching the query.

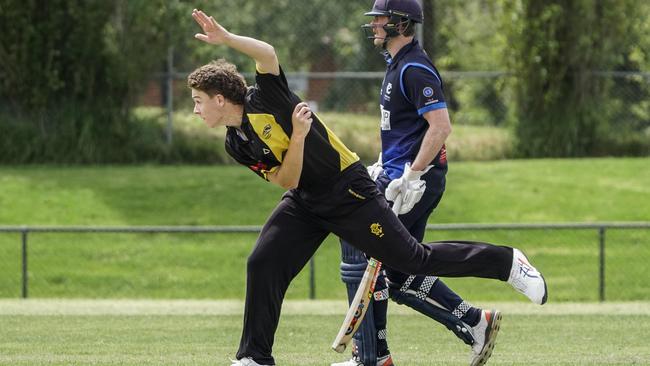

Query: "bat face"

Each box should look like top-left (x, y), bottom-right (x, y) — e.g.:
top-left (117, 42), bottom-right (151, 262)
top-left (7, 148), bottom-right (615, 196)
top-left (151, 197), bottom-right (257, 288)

top-left (345, 303), bottom-right (366, 336)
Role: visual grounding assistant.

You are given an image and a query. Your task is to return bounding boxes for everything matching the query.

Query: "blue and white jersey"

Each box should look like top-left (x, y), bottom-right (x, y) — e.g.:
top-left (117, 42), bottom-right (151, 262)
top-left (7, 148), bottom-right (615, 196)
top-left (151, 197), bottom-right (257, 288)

top-left (379, 39), bottom-right (448, 179)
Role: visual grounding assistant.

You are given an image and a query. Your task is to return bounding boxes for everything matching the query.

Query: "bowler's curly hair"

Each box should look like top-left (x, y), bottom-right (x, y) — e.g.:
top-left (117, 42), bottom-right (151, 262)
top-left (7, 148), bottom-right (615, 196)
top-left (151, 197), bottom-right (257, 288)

top-left (187, 59), bottom-right (247, 105)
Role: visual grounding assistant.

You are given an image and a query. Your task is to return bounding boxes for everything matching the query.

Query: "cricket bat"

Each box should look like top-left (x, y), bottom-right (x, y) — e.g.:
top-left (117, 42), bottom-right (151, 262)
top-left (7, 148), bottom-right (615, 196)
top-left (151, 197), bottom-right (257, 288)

top-left (331, 194), bottom-right (402, 353)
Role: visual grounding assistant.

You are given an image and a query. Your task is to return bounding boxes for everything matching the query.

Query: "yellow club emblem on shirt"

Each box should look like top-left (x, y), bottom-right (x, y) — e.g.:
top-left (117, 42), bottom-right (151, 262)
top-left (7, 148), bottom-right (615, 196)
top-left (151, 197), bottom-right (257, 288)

top-left (370, 223), bottom-right (384, 238)
top-left (262, 124), bottom-right (272, 139)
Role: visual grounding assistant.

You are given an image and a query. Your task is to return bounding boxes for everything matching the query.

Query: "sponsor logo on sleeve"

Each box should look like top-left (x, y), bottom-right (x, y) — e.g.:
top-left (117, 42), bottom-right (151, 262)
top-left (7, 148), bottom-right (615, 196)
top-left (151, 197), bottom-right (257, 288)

top-left (423, 87), bottom-right (434, 98)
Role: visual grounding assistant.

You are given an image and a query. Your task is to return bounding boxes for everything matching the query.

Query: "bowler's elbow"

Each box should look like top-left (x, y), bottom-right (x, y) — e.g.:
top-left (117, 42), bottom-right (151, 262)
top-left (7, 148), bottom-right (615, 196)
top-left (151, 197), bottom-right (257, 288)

top-left (279, 176), bottom-right (299, 190)
top-left (282, 182), bottom-right (298, 190)
top-left (268, 171), bottom-right (299, 190)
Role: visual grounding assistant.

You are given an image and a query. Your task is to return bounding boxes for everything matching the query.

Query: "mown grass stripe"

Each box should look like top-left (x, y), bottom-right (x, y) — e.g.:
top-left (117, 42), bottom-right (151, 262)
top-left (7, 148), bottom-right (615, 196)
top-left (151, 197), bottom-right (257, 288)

top-left (1, 300), bottom-right (649, 316)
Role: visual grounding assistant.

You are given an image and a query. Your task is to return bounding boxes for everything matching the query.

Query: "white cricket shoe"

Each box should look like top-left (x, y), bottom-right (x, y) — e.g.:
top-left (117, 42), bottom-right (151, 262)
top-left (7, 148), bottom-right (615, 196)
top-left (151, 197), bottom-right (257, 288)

top-left (508, 248), bottom-right (548, 305)
top-left (468, 309), bottom-right (502, 366)
top-left (331, 354), bottom-right (394, 366)
top-left (230, 357), bottom-right (270, 366)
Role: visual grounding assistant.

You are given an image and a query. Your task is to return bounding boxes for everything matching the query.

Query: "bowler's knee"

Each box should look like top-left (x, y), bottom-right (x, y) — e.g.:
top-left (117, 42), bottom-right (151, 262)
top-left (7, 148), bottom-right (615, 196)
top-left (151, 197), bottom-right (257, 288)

top-left (246, 249), bottom-right (276, 277)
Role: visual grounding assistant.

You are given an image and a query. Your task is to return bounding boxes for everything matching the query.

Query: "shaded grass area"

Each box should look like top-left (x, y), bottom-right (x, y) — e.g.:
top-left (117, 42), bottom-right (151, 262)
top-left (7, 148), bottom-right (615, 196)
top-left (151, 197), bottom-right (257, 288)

top-left (0, 301), bottom-right (649, 365)
top-left (0, 158), bottom-right (648, 300)
top-left (140, 107), bottom-right (515, 162)
top-left (320, 111), bottom-right (515, 161)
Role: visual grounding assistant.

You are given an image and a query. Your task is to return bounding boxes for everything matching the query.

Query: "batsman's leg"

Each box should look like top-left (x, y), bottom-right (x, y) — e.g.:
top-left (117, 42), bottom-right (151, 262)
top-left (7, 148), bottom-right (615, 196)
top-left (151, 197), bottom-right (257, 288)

top-left (385, 272), bottom-right (479, 345)
top-left (334, 241), bottom-right (381, 366)
top-left (385, 201), bottom-right (482, 345)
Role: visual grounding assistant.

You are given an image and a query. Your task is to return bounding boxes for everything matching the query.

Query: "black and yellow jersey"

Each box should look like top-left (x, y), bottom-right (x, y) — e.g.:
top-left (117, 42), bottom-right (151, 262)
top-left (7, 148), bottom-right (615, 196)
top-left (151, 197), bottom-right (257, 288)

top-left (225, 66), bottom-right (360, 191)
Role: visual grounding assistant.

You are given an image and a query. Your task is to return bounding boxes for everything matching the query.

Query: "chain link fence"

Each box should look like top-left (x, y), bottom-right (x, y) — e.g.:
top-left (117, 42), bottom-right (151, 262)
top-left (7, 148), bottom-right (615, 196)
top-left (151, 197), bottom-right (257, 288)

top-left (1, 223), bottom-right (648, 302)
top-left (144, 69), bottom-right (648, 162)
top-left (138, 0), bottom-right (650, 156)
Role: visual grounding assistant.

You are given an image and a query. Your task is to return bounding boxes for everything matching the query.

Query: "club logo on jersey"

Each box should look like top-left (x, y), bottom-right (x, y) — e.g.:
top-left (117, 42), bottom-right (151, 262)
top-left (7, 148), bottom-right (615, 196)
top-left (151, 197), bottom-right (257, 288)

top-left (370, 222), bottom-right (384, 238)
top-left (423, 87), bottom-right (434, 98)
top-left (262, 124), bottom-right (272, 139)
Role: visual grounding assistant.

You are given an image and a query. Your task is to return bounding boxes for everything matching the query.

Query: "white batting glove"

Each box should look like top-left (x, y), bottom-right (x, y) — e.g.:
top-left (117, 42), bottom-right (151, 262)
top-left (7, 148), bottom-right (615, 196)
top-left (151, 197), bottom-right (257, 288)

top-left (366, 153), bottom-right (383, 181)
top-left (385, 163), bottom-right (433, 215)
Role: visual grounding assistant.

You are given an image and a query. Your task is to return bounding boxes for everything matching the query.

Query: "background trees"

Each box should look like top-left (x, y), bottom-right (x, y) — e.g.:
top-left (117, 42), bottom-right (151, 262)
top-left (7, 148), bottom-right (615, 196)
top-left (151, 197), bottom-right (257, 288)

top-left (0, 0), bottom-right (187, 162)
top-left (0, 0), bottom-right (648, 163)
top-left (501, 0), bottom-right (649, 157)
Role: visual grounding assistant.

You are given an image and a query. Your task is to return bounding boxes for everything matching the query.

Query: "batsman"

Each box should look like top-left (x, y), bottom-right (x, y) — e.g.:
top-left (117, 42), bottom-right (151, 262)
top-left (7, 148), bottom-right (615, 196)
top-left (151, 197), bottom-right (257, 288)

top-left (188, 8), bottom-right (547, 366)
top-left (334, 1), bottom-right (509, 366)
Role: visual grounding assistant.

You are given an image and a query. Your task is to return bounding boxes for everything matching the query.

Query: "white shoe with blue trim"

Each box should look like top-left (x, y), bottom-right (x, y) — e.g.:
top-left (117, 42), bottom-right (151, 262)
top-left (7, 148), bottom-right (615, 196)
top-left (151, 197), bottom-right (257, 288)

top-left (508, 248), bottom-right (548, 305)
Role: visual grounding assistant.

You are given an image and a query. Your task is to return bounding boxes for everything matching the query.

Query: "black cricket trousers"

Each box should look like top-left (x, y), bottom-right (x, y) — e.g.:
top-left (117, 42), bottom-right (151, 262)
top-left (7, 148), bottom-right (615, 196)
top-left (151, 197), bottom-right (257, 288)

top-left (236, 163), bottom-right (512, 365)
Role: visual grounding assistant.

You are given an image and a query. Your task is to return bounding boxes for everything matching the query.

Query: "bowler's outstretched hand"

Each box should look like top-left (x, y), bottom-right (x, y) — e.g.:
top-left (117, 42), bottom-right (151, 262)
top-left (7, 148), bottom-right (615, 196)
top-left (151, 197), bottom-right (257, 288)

top-left (192, 9), bottom-right (229, 45)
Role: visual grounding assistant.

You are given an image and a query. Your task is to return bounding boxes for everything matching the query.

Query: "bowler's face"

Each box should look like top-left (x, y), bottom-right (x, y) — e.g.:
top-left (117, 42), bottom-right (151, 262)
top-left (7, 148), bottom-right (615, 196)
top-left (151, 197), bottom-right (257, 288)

top-left (192, 89), bottom-right (222, 128)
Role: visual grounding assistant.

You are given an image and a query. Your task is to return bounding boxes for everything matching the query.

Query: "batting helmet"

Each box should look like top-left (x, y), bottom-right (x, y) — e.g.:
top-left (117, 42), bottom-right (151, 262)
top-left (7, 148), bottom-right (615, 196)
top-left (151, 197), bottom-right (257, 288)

top-left (364, 0), bottom-right (423, 24)
top-left (362, 0), bottom-right (422, 47)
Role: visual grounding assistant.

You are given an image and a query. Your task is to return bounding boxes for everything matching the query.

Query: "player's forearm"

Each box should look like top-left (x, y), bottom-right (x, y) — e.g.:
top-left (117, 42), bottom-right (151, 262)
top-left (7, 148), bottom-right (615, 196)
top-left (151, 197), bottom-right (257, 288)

top-left (223, 33), bottom-right (279, 74)
top-left (411, 111), bottom-right (451, 171)
top-left (267, 136), bottom-right (306, 189)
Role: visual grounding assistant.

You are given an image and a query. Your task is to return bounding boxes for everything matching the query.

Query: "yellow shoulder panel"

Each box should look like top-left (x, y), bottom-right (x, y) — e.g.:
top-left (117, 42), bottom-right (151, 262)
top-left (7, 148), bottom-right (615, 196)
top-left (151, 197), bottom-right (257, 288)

top-left (247, 113), bottom-right (290, 163)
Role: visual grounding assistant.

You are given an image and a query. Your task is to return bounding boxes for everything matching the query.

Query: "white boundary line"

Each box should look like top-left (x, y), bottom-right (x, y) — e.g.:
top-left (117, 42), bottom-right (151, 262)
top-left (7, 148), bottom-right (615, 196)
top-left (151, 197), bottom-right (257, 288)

top-left (1, 300), bottom-right (649, 316)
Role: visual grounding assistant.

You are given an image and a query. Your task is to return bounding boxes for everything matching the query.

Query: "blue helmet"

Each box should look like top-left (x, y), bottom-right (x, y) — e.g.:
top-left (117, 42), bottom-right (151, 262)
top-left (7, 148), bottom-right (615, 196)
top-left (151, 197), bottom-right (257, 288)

top-left (362, 0), bottom-right (422, 47)
top-left (364, 0), bottom-right (423, 24)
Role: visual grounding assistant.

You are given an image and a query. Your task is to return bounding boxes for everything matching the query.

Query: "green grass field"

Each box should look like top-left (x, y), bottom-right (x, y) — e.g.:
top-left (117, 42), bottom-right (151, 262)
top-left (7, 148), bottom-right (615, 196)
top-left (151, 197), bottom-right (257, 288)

top-left (1, 300), bottom-right (649, 365)
top-left (0, 158), bottom-right (649, 300)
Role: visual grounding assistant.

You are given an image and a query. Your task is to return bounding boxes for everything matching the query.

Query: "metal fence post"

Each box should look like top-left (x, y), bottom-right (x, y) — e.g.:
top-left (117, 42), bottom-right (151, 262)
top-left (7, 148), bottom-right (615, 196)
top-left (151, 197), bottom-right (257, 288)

top-left (309, 257), bottom-right (316, 299)
top-left (165, 45), bottom-right (174, 145)
top-left (21, 229), bottom-right (28, 299)
top-left (599, 227), bottom-right (606, 302)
